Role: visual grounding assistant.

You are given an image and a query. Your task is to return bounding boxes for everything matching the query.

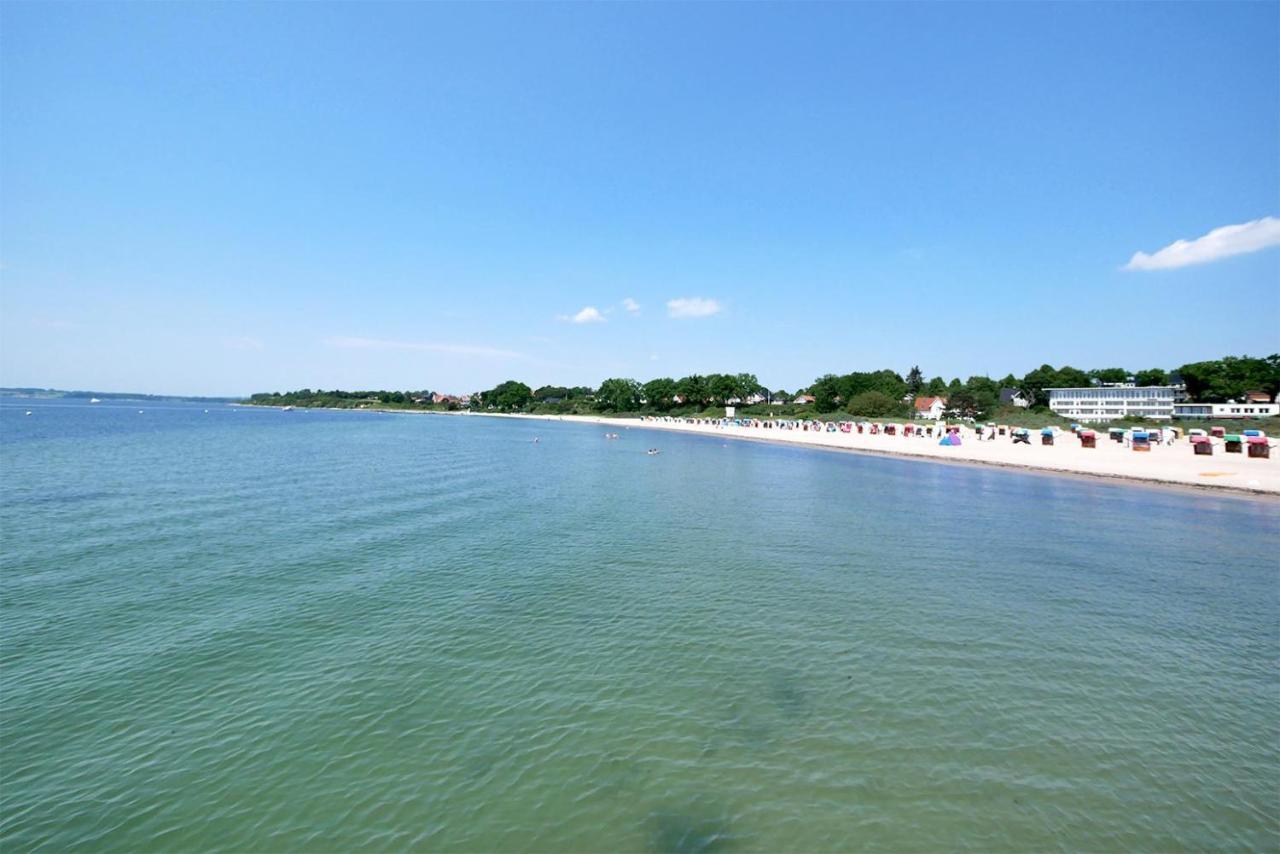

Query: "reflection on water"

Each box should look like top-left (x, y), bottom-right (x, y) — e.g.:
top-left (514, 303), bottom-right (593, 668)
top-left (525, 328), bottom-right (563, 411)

top-left (1, 401), bottom-right (1277, 851)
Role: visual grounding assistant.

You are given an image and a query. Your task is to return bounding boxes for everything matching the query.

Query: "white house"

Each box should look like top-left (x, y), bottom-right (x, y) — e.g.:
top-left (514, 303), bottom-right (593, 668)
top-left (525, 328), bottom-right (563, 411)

top-left (913, 396), bottom-right (947, 419)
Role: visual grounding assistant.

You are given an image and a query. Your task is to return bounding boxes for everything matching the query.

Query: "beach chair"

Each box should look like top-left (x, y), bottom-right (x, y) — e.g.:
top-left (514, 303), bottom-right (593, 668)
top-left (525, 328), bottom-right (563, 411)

top-left (1247, 436), bottom-right (1270, 458)
top-left (1131, 430), bottom-right (1151, 452)
top-left (1041, 428), bottom-right (1054, 446)
top-left (1109, 427), bottom-right (1125, 443)
top-left (1225, 434), bottom-right (1243, 454)
top-left (1079, 429), bottom-right (1096, 448)
top-left (1191, 436), bottom-right (1213, 456)
top-left (1211, 426), bottom-right (1226, 439)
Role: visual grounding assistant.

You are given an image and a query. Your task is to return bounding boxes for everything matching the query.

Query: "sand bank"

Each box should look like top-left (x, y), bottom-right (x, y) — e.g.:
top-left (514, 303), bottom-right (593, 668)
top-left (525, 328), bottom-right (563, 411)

top-left (472, 412), bottom-right (1280, 497)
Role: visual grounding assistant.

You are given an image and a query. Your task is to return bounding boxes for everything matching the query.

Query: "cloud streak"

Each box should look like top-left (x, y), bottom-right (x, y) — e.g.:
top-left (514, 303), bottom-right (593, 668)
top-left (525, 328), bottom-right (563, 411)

top-left (562, 306), bottom-right (605, 324)
top-left (1123, 216), bottom-right (1280, 271)
top-left (325, 336), bottom-right (527, 360)
top-left (622, 297), bottom-right (640, 314)
top-left (666, 297), bottom-right (723, 319)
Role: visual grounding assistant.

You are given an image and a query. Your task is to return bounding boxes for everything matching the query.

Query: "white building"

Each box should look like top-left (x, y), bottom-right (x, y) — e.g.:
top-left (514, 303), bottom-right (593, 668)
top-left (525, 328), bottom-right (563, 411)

top-left (913, 396), bottom-right (948, 420)
top-left (1172, 401), bottom-right (1279, 419)
top-left (1047, 386), bottom-right (1175, 422)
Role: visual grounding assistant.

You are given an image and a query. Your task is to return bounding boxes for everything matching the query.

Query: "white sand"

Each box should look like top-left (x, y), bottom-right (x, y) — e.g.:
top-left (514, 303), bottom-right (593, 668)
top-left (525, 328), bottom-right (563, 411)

top-left (473, 412), bottom-right (1280, 496)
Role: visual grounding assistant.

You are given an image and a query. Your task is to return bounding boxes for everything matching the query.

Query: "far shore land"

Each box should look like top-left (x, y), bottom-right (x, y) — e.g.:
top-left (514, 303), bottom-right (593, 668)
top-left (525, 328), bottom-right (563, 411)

top-left (467, 411), bottom-right (1280, 497)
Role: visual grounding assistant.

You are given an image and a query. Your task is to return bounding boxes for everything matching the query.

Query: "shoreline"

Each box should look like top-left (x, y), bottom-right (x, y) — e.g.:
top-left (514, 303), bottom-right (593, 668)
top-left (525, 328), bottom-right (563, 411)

top-left (232, 403), bottom-right (1279, 499)
top-left (463, 411), bottom-right (1280, 500)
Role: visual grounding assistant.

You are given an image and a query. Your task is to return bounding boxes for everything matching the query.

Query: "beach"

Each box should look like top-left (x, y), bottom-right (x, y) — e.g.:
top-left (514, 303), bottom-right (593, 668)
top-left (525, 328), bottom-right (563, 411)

top-left (472, 412), bottom-right (1280, 496)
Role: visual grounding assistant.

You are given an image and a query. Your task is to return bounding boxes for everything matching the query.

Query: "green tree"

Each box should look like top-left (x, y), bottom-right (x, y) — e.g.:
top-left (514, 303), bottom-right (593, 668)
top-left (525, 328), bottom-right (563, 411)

top-left (709, 373), bottom-right (738, 406)
top-left (810, 374), bottom-right (842, 412)
top-left (734, 373), bottom-right (761, 403)
top-left (595, 378), bottom-right (641, 412)
top-left (1089, 368), bottom-right (1129, 384)
top-left (926, 376), bottom-right (948, 395)
top-left (483, 380), bottom-right (532, 410)
top-left (1178, 355), bottom-right (1280, 402)
top-left (906, 365), bottom-right (924, 396)
top-left (948, 385), bottom-right (999, 419)
top-left (641, 377), bottom-right (677, 411)
top-left (846, 390), bottom-right (905, 418)
top-left (533, 385), bottom-right (570, 401)
top-left (676, 375), bottom-right (709, 407)
top-left (1133, 368), bottom-right (1168, 387)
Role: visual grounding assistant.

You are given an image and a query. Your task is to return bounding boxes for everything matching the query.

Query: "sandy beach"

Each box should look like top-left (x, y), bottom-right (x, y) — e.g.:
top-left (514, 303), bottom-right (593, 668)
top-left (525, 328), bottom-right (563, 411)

top-left (472, 412), bottom-right (1280, 496)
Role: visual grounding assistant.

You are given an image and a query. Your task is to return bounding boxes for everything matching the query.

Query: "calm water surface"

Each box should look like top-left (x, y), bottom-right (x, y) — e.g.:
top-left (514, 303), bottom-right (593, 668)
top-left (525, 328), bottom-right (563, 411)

top-left (2, 400), bottom-right (1277, 851)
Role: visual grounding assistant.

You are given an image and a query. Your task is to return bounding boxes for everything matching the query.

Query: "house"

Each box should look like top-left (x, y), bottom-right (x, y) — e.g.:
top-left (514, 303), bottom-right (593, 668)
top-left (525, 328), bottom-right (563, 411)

top-left (999, 388), bottom-right (1030, 408)
top-left (792, 394), bottom-right (815, 405)
top-left (1244, 390), bottom-right (1274, 404)
top-left (913, 396), bottom-right (947, 420)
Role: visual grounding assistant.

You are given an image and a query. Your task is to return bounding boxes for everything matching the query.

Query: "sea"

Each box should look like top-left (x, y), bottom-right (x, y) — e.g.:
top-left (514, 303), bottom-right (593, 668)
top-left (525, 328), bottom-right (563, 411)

top-left (1, 398), bottom-right (1277, 852)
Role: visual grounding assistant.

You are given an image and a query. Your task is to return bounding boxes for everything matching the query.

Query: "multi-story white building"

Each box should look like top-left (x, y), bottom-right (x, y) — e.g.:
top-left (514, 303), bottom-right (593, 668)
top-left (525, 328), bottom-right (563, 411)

top-left (1047, 386), bottom-right (1175, 422)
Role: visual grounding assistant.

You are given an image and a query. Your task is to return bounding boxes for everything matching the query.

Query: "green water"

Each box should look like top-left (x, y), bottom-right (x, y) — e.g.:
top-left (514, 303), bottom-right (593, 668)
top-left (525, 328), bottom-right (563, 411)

top-left (2, 400), bottom-right (1277, 851)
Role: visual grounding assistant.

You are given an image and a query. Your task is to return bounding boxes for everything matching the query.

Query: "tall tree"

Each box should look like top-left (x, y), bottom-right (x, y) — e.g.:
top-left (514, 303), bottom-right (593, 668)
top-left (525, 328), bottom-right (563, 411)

top-left (906, 365), bottom-right (924, 396)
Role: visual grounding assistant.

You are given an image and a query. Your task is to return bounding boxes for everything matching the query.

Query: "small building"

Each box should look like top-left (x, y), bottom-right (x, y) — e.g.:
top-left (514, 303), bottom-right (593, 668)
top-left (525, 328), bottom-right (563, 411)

top-left (1173, 401), bottom-right (1280, 419)
top-left (913, 396), bottom-right (947, 420)
top-left (1244, 390), bottom-right (1274, 404)
top-left (793, 394), bottom-right (815, 405)
top-left (999, 388), bottom-right (1030, 408)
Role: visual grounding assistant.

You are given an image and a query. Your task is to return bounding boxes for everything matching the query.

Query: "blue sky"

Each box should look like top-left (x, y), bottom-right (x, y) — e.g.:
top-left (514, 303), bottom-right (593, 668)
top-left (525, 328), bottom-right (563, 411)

top-left (2, 2), bottom-right (1277, 396)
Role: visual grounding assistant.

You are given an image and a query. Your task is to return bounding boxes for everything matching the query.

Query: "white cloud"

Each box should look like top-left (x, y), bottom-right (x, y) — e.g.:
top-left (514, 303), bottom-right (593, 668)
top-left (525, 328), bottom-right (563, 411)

top-left (325, 336), bottom-right (526, 360)
top-left (1123, 216), bottom-right (1280, 271)
top-left (564, 306), bottom-right (605, 324)
top-left (666, 297), bottom-right (723, 319)
top-left (622, 297), bottom-right (640, 314)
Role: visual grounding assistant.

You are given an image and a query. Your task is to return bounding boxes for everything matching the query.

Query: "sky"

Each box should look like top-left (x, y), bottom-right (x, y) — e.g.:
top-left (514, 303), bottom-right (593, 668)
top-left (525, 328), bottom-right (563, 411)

top-left (1, 2), bottom-right (1277, 397)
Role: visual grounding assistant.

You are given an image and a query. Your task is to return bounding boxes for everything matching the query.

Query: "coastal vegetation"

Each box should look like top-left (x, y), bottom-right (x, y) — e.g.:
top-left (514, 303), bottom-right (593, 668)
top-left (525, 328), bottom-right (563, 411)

top-left (245, 354), bottom-right (1280, 428)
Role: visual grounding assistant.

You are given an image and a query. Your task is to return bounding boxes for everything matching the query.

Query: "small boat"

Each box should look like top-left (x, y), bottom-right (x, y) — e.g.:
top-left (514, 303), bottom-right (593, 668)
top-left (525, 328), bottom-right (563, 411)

top-left (647, 448), bottom-right (661, 455)
top-left (89, 398), bottom-right (101, 404)
top-left (24, 410), bottom-right (32, 416)
top-left (282, 405), bottom-right (294, 411)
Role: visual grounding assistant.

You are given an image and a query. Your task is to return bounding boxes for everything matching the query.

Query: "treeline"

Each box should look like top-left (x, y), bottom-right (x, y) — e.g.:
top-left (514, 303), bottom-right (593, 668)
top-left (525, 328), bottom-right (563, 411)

top-left (245, 389), bottom-right (456, 410)
top-left (246, 354), bottom-right (1279, 422)
top-left (473, 354), bottom-right (1279, 421)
